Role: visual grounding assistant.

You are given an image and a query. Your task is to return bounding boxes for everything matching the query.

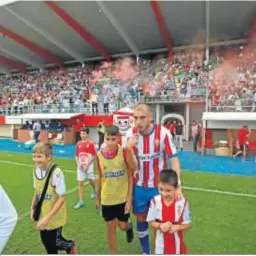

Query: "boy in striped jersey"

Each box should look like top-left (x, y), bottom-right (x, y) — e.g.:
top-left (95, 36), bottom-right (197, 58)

top-left (123, 104), bottom-right (182, 254)
top-left (147, 169), bottom-right (192, 254)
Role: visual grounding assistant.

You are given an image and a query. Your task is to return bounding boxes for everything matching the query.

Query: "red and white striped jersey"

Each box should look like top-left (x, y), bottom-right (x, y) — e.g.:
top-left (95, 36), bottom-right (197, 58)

top-left (147, 195), bottom-right (191, 254)
top-left (123, 124), bottom-right (177, 187)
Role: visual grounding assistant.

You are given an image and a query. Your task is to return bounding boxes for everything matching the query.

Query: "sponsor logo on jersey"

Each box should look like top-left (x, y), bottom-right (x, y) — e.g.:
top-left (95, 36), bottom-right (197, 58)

top-left (104, 170), bottom-right (125, 178)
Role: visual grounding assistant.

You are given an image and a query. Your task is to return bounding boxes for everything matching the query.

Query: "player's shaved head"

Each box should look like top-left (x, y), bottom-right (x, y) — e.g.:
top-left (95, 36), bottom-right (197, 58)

top-left (134, 103), bottom-right (151, 115)
top-left (133, 103), bottom-right (153, 134)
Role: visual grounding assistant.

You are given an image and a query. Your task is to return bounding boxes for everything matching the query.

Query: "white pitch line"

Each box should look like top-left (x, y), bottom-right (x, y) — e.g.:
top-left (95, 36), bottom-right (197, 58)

top-left (0, 160), bottom-right (76, 174)
top-left (18, 181), bottom-right (89, 221)
top-left (183, 186), bottom-right (256, 198)
top-left (2, 160), bottom-right (256, 199)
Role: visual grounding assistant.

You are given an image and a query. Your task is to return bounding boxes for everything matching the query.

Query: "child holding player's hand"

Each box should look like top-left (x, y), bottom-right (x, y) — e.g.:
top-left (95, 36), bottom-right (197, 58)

top-left (147, 169), bottom-right (192, 254)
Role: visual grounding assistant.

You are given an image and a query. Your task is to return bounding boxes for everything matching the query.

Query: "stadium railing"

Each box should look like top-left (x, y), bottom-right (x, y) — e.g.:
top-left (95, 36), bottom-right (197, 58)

top-left (0, 101), bottom-right (138, 116)
top-left (142, 88), bottom-right (206, 103)
top-left (207, 99), bottom-right (256, 112)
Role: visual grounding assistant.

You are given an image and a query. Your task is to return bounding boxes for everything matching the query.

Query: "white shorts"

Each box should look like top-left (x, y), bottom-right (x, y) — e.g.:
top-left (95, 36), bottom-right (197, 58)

top-left (77, 164), bottom-right (95, 181)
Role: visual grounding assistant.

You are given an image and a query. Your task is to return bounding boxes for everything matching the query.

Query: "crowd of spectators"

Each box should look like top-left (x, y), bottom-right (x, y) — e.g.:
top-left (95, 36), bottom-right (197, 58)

top-left (141, 50), bottom-right (207, 102)
top-left (0, 62), bottom-right (140, 115)
top-left (208, 48), bottom-right (256, 112)
top-left (0, 47), bottom-right (256, 115)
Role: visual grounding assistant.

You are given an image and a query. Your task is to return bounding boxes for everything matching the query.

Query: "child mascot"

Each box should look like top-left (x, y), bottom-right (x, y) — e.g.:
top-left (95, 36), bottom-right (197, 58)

top-left (113, 107), bottom-right (134, 144)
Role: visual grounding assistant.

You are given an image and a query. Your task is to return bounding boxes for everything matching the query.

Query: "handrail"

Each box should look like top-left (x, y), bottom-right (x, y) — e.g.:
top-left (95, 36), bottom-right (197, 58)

top-left (0, 101), bottom-right (138, 116)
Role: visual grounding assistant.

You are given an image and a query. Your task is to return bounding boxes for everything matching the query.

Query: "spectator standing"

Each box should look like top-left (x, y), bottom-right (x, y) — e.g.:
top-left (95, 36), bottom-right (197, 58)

top-left (176, 121), bottom-right (184, 151)
top-left (233, 125), bottom-right (251, 161)
top-left (191, 121), bottom-right (200, 152)
top-left (75, 119), bottom-right (83, 143)
top-left (90, 91), bottom-right (98, 115)
top-left (97, 120), bottom-right (105, 150)
top-left (103, 94), bottom-right (109, 114)
top-left (33, 120), bottom-right (41, 143)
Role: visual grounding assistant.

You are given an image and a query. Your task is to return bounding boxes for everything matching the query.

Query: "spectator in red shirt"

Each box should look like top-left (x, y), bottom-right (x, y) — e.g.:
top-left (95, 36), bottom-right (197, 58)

top-left (233, 125), bottom-right (251, 161)
top-left (164, 121), bottom-right (170, 130)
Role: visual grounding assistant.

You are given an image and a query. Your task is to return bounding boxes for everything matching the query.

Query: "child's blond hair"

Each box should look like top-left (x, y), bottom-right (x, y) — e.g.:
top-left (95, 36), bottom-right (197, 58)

top-left (32, 142), bottom-right (53, 157)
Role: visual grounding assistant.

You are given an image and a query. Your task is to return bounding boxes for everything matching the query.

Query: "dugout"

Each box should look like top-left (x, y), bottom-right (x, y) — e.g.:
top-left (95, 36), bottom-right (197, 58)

top-left (201, 112), bottom-right (256, 156)
top-left (7, 113), bottom-right (83, 145)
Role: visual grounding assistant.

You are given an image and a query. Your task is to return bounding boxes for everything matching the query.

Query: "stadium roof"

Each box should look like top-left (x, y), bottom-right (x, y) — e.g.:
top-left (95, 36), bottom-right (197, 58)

top-left (0, 1), bottom-right (255, 74)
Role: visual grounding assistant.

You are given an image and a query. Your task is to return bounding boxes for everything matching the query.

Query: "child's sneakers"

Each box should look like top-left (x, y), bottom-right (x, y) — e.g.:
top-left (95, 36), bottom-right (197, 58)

top-left (73, 201), bottom-right (85, 209)
top-left (126, 222), bottom-right (134, 243)
top-left (90, 190), bottom-right (96, 199)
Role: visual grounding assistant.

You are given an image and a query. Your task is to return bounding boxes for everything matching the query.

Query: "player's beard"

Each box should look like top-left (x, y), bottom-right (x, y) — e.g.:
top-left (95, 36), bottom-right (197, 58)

top-left (139, 122), bottom-right (153, 136)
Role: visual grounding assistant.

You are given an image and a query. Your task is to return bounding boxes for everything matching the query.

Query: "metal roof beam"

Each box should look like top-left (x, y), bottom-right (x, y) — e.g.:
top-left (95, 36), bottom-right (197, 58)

top-left (0, 56), bottom-right (27, 73)
top-left (0, 25), bottom-right (63, 66)
top-left (150, 0), bottom-right (173, 59)
top-left (4, 6), bottom-right (84, 64)
top-left (45, 0), bottom-right (111, 60)
top-left (96, 1), bottom-right (139, 56)
top-left (43, 38), bottom-right (247, 66)
top-left (0, 44), bottom-right (43, 69)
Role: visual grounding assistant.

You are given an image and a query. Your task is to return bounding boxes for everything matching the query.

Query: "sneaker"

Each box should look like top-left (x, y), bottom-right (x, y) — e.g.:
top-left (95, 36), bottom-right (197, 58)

top-left (67, 241), bottom-right (76, 254)
top-left (73, 201), bottom-right (85, 209)
top-left (90, 190), bottom-right (96, 199)
top-left (126, 222), bottom-right (134, 243)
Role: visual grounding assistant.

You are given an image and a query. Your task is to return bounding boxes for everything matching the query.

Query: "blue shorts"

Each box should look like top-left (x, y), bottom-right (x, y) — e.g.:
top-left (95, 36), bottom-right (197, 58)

top-left (133, 185), bottom-right (159, 215)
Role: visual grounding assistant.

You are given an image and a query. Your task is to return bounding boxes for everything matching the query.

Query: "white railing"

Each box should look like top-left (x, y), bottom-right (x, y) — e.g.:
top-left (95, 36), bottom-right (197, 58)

top-left (142, 88), bottom-right (206, 103)
top-left (208, 99), bottom-right (256, 112)
top-left (0, 100), bottom-right (138, 116)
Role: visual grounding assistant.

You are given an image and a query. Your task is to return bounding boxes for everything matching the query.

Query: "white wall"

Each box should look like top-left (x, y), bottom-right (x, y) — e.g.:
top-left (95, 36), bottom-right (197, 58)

top-left (206, 120), bottom-right (256, 129)
top-left (0, 125), bottom-right (13, 137)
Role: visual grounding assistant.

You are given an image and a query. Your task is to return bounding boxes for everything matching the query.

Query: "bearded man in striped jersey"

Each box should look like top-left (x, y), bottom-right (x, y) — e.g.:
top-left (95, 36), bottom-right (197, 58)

top-left (123, 103), bottom-right (182, 254)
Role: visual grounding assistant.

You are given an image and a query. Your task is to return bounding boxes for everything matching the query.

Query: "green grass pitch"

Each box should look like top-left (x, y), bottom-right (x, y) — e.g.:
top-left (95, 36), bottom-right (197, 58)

top-left (1, 152), bottom-right (256, 254)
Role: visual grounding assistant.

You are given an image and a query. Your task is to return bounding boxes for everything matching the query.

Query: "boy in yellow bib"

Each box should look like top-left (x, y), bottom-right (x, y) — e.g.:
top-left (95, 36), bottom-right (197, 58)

top-left (96, 125), bottom-right (138, 253)
top-left (30, 142), bottom-right (75, 254)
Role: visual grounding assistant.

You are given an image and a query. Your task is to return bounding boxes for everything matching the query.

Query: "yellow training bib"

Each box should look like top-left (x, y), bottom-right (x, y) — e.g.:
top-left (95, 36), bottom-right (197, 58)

top-left (34, 165), bottom-right (67, 230)
top-left (98, 146), bottom-right (128, 206)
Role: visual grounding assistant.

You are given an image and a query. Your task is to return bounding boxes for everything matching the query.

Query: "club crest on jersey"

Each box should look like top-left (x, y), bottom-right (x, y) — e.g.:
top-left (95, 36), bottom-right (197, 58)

top-left (154, 139), bottom-right (160, 147)
top-left (177, 205), bottom-right (182, 216)
top-left (55, 172), bottom-right (61, 178)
